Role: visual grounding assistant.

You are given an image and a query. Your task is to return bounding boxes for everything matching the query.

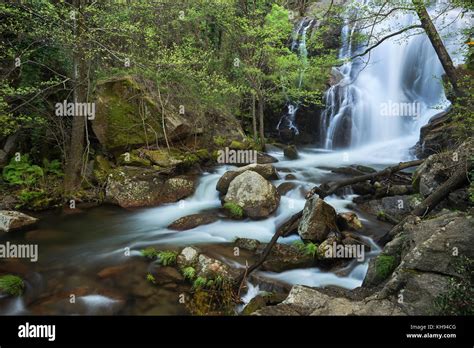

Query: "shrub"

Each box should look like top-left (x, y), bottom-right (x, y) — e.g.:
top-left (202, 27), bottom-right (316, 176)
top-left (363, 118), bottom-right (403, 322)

top-left (2, 155), bottom-right (43, 187)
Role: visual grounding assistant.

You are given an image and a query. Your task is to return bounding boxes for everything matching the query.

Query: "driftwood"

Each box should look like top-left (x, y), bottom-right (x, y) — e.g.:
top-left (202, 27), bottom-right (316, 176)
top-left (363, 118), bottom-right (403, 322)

top-left (306, 159), bottom-right (424, 199)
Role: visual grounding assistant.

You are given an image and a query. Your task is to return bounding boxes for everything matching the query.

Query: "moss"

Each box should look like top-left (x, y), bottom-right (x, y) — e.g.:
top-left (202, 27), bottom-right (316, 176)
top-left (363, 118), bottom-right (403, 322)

top-left (223, 202), bottom-right (244, 219)
top-left (377, 210), bottom-right (385, 218)
top-left (213, 136), bottom-right (227, 147)
top-left (229, 140), bottom-right (247, 150)
top-left (375, 254), bottom-right (397, 281)
top-left (93, 155), bottom-right (113, 184)
top-left (0, 275), bottom-right (24, 296)
top-left (141, 149), bottom-right (182, 167)
top-left (195, 149), bottom-right (210, 160)
top-left (117, 151), bottom-right (151, 167)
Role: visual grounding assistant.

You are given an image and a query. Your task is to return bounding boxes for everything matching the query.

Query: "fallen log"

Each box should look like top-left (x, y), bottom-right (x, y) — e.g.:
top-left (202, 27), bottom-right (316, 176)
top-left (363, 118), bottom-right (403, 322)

top-left (306, 159), bottom-right (424, 199)
top-left (235, 211), bottom-right (302, 286)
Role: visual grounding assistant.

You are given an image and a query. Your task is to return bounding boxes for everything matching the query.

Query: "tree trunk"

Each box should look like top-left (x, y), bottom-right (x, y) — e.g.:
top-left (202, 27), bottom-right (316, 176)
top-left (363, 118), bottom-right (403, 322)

top-left (252, 93), bottom-right (257, 141)
top-left (412, 0), bottom-right (462, 96)
top-left (257, 92), bottom-right (265, 148)
top-left (64, 0), bottom-right (87, 194)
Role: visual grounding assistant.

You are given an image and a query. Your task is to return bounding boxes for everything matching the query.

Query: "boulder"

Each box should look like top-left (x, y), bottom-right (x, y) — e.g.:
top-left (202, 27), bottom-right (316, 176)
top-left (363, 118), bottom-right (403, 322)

top-left (283, 145), bottom-right (299, 160)
top-left (234, 238), bottom-right (260, 252)
top-left (168, 213), bottom-right (218, 231)
top-left (196, 254), bottom-right (231, 280)
top-left (256, 152), bottom-right (279, 164)
top-left (262, 243), bottom-right (314, 272)
top-left (298, 196), bottom-right (338, 242)
top-left (0, 211), bottom-right (38, 232)
top-left (93, 76), bottom-right (191, 151)
top-left (224, 171), bottom-right (280, 219)
top-left (216, 163), bottom-right (279, 195)
top-left (413, 140), bottom-right (473, 197)
top-left (277, 182), bottom-right (297, 196)
top-left (358, 195), bottom-right (423, 221)
top-left (336, 212), bottom-right (363, 231)
top-left (177, 246), bottom-right (200, 269)
top-left (105, 166), bottom-right (195, 208)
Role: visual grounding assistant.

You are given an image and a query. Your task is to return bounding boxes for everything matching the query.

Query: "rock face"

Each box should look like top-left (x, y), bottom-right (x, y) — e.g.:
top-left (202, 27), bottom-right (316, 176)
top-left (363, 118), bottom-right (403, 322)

top-left (224, 171), bottom-right (280, 219)
top-left (216, 164), bottom-right (279, 195)
top-left (105, 166), bottom-right (195, 208)
top-left (0, 211), bottom-right (38, 232)
top-left (412, 110), bottom-right (457, 159)
top-left (298, 196), bottom-right (338, 242)
top-left (93, 76), bottom-right (191, 151)
top-left (413, 140), bottom-right (474, 198)
top-left (168, 213), bottom-right (217, 231)
top-left (253, 285), bottom-right (404, 316)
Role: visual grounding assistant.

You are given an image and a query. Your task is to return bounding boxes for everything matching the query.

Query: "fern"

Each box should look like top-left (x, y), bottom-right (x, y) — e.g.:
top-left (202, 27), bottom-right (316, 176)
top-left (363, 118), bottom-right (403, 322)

top-left (182, 266), bottom-right (196, 280)
top-left (193, 276), bottom-right (207, 290)
top-left (141, 247), bottom-right (158, 259)
top-left (157, 250), bottom-right (177, 266)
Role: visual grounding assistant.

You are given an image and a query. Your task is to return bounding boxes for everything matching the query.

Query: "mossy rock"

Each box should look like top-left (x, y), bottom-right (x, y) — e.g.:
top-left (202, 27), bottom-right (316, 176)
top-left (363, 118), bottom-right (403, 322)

top-left (93, 76), bottom-right (191, 151)
top-left (223, 202), bottom-right (245, 219)
top-left (117, 151), bottom-right (151, 167)
top-left (229, 140), bottom-right (247, 150)
top-left (141, 149), bottom-right (183, 167)
top-left (93, 155), bottom-right (113, 184)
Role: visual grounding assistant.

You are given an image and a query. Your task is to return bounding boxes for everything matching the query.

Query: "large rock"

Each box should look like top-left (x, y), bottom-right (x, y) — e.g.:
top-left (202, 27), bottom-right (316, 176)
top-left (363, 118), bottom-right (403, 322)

top-left (0, 211), bottom-right (38, 232)
top-left (224, 171), bottom-right (280, 219)
top-left (177, 246), bottom-right (200, 269)
top-left (254, 285), bottom-right (404, 316)
top-left (105, 166), bottom-right (195, 208)
top-left (93, 76), bottom-right (191, 151)
top-left (298, 196), bottom-right (338, 242)
top-left (367, 210), bottom-right (474, 315)
top-left (168, 213), bottom-right (218, 231)
top-left (216, 164), bottom-right (279, 195)
top-left (336, 212), bottom-right (362, 231)
top-left (413, 140), bottom-right (474, 198)
top-left (196, 254), bottom-right (231, 280)
top-left (261, 243), bottom-right (314, 272)
top-left (358, 195), bottom-right (423, 221)
top-left (283, 145), bottom-right (299, 160)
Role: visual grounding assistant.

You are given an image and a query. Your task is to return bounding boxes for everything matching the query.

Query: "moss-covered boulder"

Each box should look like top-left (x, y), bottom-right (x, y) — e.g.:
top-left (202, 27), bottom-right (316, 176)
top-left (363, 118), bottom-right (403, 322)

top-left (93, 76), bottom-right (191, 151)
top-left (105, 166), bottom-right (195, 208)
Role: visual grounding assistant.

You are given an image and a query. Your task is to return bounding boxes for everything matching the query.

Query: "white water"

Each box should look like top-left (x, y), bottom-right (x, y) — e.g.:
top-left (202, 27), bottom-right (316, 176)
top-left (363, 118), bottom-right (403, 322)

top-left (277, 18), bottom-right (314, 135)
top-left (320, 1), bottom-right (470, 150)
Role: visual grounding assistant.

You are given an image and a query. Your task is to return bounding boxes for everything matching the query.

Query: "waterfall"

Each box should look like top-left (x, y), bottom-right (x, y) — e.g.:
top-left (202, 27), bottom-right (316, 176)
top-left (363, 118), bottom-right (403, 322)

top-left (320, 1), bottom-right (470, 150)
top-left (277, 18), bottom-right (314, 135)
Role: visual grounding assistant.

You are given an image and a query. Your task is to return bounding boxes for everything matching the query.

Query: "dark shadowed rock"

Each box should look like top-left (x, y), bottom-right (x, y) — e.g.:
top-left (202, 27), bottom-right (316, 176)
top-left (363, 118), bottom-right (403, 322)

top-left (168, 213), bottom-right (218, 231)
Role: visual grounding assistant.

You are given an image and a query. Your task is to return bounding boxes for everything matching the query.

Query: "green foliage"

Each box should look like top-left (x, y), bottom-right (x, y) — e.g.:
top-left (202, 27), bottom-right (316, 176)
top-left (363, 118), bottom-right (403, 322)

top-left (223, 202), bottom-right (244, 219)
top-left (434, 256), bottom-right (473, 315)
top-left (293, 240), bottom-right (319, 257)
top-left (182, 266), bottom-right (196, 280)
top-left (193, 276), bottom-right (208, 290)
top-left (2, 155), bottom-right (44, 187)
top-left (157, 250), bottom-right (178, 266)
top-left (146, 273), bottom-right (156, 284)
top-left (0, 275), bottom-right (24, 296)
top-left (213, 136), bottom-right (227, 147)
top-left (375, 254), bottom-right (397, 281)
top-left (141, 247), bottom-right (158, 259)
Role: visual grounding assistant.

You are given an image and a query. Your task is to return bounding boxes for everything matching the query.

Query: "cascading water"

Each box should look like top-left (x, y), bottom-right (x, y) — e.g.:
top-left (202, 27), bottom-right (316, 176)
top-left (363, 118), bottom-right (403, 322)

top-left (277, 18), bottom-right (314, 135)
top-left (320, 1), bottom-right (470, 151)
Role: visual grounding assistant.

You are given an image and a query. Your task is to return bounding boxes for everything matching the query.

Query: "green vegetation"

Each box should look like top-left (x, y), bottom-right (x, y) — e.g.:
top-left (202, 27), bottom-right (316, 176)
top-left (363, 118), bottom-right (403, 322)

top-left (375, 254), bottom-right (397, 281)
top-left (182, 266), bottom-right (196, 281)
top-left (0, 275), bottom-right (24, 296)
top-left (223, 202), bottom-right (245, 219)
top-left (434, 256), bottom-right (473, 315)
top-left (156, 250), bottom-right (178, 266)
top-left (141, 247), bottom-right (159, 259)
top-left (146, 273), bottom-right (156, 284)
top-left (293, 240), bottom-right (319, 258)
top-left (192, 276), bottom-right (208, 290)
